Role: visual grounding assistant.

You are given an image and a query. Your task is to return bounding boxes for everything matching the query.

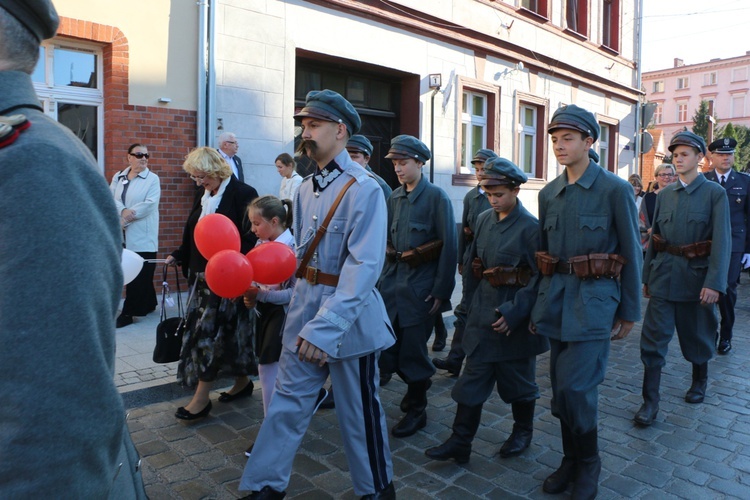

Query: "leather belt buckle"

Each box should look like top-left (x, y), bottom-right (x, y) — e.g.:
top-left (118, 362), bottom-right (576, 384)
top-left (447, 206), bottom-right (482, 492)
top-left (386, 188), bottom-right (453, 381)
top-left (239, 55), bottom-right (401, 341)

top-left (306, 266), bottom-right (319, 285)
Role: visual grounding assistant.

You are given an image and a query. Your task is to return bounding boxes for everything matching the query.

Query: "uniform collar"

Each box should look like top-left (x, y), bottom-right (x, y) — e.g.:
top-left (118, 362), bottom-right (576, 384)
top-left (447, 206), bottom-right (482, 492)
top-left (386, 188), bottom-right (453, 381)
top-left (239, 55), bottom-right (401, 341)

top-left (0, 71), bottom-right (44, 115)
top-left (495, 199), bottom-right (524, 231)
top-left (549, 160), bottom-right (600, 197)
top-left (674, 172), bottom-right (706, 194)
top-left (393, 173), bottom-right (428, 201)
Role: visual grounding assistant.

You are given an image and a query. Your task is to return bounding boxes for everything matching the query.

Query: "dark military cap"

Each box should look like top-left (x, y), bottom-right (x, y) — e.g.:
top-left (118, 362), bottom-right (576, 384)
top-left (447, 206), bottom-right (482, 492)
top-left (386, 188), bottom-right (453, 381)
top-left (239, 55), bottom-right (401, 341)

top-left (548, 104), bottom-right (600, 142)
top-left (708, 137), bottom-right (737, 154)
top-left (293, 89), bottom-right (361, 137)
top-left (471, 148), bottom-right (497, 165)
top-left (0, 0), bottom-right (58, 41)
top-left (668, 131), bottom-right (706, 155)
top-left (480, 157), bottom-right (528, 187)
top-left (385, 135), bottom-right (430, 163)
top-left (346, 134), bottom-right (373, 157)
top-left (588, 149), bottom-right (600, 164)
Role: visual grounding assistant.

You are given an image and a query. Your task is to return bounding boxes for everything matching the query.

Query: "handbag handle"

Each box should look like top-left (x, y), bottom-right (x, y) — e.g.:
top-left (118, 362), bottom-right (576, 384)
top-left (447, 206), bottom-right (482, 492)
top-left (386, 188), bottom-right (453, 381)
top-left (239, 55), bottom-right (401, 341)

top-left (160, 265), bottom-right (183, 322)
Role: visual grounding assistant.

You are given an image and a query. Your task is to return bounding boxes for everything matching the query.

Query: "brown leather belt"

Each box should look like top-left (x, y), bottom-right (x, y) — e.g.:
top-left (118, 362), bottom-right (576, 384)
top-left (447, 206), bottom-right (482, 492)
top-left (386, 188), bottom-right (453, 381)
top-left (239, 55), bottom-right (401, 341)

top-left (554, 261), bottom-right (575, 275)
top-left (302, 266), bottom-right (339, 286)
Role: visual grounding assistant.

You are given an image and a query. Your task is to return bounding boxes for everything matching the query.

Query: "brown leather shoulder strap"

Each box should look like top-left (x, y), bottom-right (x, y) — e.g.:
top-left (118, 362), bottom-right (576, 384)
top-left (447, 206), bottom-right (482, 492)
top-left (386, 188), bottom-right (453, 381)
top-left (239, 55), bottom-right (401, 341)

top-left (296, 176), bottom-right (357, 278)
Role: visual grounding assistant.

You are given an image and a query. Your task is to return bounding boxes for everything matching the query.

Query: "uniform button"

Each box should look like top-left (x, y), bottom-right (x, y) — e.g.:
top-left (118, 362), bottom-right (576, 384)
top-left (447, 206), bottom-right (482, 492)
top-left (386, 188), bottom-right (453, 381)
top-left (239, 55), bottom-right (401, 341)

top-left (333, 225), bottom-right (338, 230)
top-left (337, 342), bottom-right (342, 348)
top-left (314, 192), bottom-right (320, 198)
top-left (313, 215), bottom-right (318, 221)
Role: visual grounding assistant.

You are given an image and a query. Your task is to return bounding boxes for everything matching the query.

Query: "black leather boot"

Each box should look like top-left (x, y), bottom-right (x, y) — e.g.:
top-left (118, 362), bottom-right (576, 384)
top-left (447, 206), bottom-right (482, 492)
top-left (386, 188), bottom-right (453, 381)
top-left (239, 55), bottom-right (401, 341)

top-left (425, 403), bottom-right (482, 463)
top-left (400, 378), bottom-right (431, 412)
top-left (432, 315), bottom-right (448, 352)
top-left (543, 422), bottom-right (577, 494)
top-left (685, 362), bottom-right (707, 403)
top-left (239, 485), bottom-right (286, 499)
top-left (392, 380), bottom-right (429, 437)
top-left (634, 366), bottom-right (661, 426)
top-left (360, 481), bottom-right (395, 500)
top-left (572, 429), bottom-right (601, 500)
top-left (499, 400), bottom-right (535, 458)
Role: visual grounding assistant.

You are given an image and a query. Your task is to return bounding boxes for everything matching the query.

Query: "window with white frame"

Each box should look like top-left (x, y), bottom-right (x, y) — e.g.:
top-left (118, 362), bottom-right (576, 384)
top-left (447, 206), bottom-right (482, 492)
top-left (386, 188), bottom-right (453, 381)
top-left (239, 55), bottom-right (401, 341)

top-left (652, 80), bottom-right (664, 93)
top-left (521, 0), bottom-right (548, 17)
top-left (731, 94), bottom-right (746, 119)
top-left (703, 72), bottom-right (717, 86)
top-left (460, 91), bottom-right (488, 171)
top-left (31, 40), bottom-right (103, 165)
top-left (519, 105), bottom-right (537, 175)
top-left (566, 0), bottom-right (588, 36)
top-left (731, 67), bottom-right (748, 82)
top-left (598, 124), bottom-right (610, 170)
top-left (677, 102), bottom-right (688, 122)
top-left (601, 0), bottom-right (620, 51)
top-left (676, 77), bottom-right (689, 90)
top-left (653, 103), bottom-right (663, 125)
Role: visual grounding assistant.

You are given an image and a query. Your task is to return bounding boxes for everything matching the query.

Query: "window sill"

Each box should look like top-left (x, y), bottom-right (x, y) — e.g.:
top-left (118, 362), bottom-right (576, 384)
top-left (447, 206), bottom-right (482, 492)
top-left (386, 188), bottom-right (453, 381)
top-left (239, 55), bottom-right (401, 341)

top-left (452, 173), bottom-right (479, 187)
top-left (516, 7), bottom-right (549, 23)
top-left (600, 44), bottom-right (619, 56)
top-left (563, 28), bottom-right (588, 41)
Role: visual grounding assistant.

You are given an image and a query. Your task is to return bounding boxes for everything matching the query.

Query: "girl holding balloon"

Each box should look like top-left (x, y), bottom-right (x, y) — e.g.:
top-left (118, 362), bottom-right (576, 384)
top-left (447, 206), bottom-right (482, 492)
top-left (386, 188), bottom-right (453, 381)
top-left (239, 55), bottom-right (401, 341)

top-left (165, 147), bottom-right (259, 421)
top-left (243, 195), bottom-right (296, 415)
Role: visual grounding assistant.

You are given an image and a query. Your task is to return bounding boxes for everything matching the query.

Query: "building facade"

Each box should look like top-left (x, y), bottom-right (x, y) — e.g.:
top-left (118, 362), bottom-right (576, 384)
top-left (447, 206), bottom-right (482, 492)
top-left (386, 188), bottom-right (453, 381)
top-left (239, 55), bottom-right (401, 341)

top-left (643, 52), bottom-right (750, 144)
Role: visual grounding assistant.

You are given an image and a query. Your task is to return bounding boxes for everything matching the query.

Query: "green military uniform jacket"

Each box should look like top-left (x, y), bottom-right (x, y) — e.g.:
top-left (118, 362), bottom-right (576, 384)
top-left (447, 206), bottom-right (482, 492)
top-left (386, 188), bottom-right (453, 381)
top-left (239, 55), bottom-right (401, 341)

top-left (378, 174), bottom-right (457, 328)
top-left (458, 186), bottom-right (491, 266)
top-left (531, 161), bottom-right (643, 341)
top-left (643, 174), bottom-right (731, 300)
top-left (462, 200), bottom-right (549, 360)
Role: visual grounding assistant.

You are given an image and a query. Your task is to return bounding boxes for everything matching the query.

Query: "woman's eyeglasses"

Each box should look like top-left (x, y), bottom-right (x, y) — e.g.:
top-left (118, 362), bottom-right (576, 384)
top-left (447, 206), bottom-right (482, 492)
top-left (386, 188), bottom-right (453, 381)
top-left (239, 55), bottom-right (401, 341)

top-left (656, 173), bottom-right (674, 178)
top-left (130, 153), bottom-right (150, 159)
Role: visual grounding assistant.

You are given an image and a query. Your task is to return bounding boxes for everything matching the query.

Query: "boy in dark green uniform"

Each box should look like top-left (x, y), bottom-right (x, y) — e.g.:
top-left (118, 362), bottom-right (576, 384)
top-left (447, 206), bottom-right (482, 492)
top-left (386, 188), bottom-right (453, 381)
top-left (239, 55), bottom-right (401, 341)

top-left (635, 131), bottom-right (731, 426)
top-left (424, 157), bottom-right (548, 464)
top-left (531, 105), bottom-right (642, 499)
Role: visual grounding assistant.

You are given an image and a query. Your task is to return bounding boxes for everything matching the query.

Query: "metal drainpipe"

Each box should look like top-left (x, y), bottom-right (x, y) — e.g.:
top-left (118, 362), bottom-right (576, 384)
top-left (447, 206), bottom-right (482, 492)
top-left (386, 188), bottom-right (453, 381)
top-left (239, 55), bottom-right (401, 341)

top-left (206, 0), bottom-right (217, 148)
top-left (634, 0), bottom-right (644, 176)
top-left (430, 87), bottom-right (439, 183)
top-left (197, 0), bottom-right (207, 146)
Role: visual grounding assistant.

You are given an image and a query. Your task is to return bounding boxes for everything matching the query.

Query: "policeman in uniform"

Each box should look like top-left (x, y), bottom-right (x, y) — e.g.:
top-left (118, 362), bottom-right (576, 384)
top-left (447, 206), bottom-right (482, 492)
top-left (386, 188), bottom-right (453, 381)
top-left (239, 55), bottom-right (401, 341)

top-left (346, 134), bottom-right (392, 200)
top-left (0, 1), bottom-right (145, 496)
top-left (531, 105), bottom-right (642, 499)
top-left (239, 90), bottom-right (396, 499)
top-left (635, 132), bottom-right (731, 427)
top-left (704, 137), bottom-right (750, 354)
top-left (378, 135), bottom-right (457, 438)
top-left (424, 157), bottom-right (548, 464)
top-left (433, 148), bottom-right (495, 376)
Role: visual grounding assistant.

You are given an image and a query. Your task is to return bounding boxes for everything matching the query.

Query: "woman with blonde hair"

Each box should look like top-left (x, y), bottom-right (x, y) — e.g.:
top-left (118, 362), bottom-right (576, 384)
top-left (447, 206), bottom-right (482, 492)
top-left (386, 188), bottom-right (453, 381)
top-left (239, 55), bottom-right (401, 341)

top-left (165, 147), bottom-right (259, 420)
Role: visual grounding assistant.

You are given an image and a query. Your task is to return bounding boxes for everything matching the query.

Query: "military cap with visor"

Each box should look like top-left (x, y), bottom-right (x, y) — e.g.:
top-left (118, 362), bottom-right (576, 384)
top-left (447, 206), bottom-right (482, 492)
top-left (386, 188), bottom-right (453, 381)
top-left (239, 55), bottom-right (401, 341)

top-left (385, 135), bottom-right (431, 163)
top-left (293, 89), bottom-right (361, 137)
top-left (548, 104), bottom-right (600, 142)
top-left (668, 130), bottom-right (707, 155)
top-left (0, 0), bottom-right (59, 41)
top-left (480, 157), bottom-right (528, 188)
top-left (708, 137), bottom-right (737, 154)
top-left (471, 148), bottom-right (497, 165)
top-left (346, 134), bottom-right (373, 157)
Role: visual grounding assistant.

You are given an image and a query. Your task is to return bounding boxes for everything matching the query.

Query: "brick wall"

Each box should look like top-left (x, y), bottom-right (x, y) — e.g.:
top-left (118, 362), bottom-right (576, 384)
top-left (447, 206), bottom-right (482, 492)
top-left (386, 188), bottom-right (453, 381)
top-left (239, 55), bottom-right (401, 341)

top-left (58, 18), bottom-right (198, 291)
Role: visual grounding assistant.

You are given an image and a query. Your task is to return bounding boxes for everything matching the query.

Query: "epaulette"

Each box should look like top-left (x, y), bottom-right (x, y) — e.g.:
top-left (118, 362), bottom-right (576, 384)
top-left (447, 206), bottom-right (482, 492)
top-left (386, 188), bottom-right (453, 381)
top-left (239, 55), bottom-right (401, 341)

top-left (0, 114), bottom-right (30, 149)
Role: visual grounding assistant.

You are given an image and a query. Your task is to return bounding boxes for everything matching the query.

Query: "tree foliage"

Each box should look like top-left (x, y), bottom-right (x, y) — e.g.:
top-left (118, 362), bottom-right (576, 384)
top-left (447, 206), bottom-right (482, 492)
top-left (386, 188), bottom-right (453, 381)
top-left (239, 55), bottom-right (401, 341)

top-left (691, 100), bottom-right (715, 144)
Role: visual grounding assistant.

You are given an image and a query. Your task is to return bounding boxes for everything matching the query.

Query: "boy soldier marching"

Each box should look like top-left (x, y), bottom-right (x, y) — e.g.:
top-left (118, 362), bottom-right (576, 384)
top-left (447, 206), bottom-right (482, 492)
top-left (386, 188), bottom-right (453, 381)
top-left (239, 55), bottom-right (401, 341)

top-left (433, 148), bottom-right (496, 377)
top-left (378, 134), bottom-right (457, 438)
top-left (424, 157), bottom-right (548, 464)
top-left (704, 137), bottom-right (750, 354)
top-left (634, 131), bottom-right (730, 428)
top-left (531, 105), bottom-right (642, 499)
top-left (239, 90), bottom-right (395, 499)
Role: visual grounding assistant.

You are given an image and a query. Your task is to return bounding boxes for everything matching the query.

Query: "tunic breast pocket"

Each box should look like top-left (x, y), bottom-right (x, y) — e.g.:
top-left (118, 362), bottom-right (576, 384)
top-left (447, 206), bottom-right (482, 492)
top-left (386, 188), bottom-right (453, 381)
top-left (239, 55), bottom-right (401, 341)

top-left (544, 214), bottom-right (559, 232)
top-left (409, 220), bottom-right (432, 248)
top-left (322, 217), bottom-right (347, 264)
top-left (687, 211), bottom-right (709, 230)
top-left (578, 214), bottom-right (607, 232)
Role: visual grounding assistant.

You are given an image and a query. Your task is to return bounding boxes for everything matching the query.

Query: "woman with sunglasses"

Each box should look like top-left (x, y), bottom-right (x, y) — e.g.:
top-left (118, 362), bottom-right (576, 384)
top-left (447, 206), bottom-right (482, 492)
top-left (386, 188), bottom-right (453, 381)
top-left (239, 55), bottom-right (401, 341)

top-left (110, 143), bottom-right (161, 328)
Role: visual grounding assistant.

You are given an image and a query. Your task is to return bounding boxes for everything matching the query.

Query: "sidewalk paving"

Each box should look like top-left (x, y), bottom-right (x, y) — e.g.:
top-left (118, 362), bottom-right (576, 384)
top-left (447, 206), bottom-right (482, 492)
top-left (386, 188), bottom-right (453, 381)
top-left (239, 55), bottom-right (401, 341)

top-left (118, 281), bottom-right (750, 499)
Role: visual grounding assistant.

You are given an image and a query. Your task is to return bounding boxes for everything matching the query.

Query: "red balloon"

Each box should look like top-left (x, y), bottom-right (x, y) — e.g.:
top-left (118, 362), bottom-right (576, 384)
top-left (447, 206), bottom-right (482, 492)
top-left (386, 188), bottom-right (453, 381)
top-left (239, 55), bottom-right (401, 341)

top-left (205, 250), bottom-right (254, 298)
top-left (194, 213), bottom-right (240, 259)
top-left (246, 242), bottom-right (297, 285)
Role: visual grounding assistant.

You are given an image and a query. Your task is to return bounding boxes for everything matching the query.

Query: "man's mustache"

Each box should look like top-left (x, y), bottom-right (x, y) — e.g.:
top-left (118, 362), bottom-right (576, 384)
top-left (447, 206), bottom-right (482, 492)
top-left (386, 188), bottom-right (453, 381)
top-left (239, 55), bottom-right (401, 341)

top-left (297, 139), bottom-right (318, 156)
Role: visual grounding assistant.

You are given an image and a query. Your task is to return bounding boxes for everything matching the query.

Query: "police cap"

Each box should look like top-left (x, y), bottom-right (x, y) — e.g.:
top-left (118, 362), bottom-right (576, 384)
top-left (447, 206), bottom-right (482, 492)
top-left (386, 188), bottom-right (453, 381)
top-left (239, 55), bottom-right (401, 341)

top-left (293, 89), bottom-right (361, 137)
top-left (548, 104), bottom-right (600, 142)
top-left (385, 135), bottom-right (430, 163)
top-left (479, 157), bottom-right (528, 188)
top-left (0, 0), bottom-right (58, 41)
top-left (708, 137), bottom-right (737, 154)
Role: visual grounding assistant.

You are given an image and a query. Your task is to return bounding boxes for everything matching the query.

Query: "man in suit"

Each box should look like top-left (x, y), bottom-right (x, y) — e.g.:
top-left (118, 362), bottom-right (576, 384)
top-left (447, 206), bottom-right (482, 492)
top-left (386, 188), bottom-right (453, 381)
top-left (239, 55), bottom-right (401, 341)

top-left (239, 90), bottom-right (395, 499)
top-left (218, 131), bottom-right (244, 182)
top-left (704, 137), bottom-right (750, 354)
top-left (0, 1), bottom-right (145, 496)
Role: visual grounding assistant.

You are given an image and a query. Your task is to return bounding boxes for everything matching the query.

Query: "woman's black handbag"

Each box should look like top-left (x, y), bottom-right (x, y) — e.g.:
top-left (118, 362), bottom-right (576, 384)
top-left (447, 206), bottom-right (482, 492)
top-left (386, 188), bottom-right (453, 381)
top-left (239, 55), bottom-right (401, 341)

top-left (153, 265), bottom-right (189, 364)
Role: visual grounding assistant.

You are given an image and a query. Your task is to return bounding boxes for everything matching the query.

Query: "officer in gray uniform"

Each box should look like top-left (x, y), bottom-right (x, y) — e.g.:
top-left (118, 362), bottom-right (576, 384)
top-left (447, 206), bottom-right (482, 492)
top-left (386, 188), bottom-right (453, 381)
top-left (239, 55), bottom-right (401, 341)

top-left (433, 148), bottom-right (495, 376)
top-left (378, 135), bottom-right (457, 438)
top-left (425, 157), bottom-right (548, 464)
top-left (346, 134), bottom-right (392, 200)
top-left (0, 1), bottom-right (145, 497)
top-left (531, 105), bottom-right (642, 499)
top-left (635, 131), bottom-right (731, 428)
top-left (239, 90), bottom-right (396, 500)
top-left (704, 137), bottom-right (750, 354)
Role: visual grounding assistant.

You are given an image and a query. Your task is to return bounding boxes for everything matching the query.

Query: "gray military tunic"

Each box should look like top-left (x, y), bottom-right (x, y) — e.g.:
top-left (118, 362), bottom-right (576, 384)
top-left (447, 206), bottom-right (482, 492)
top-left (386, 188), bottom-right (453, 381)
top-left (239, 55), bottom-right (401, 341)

top-left (531, 161), bottom-right (642, 434)
top-left (240, 148), bottom-right (395, 496)
top-left (641, 174), bottom-right (731, 366)
top-left (453, 201), bottom-right (549, 406)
